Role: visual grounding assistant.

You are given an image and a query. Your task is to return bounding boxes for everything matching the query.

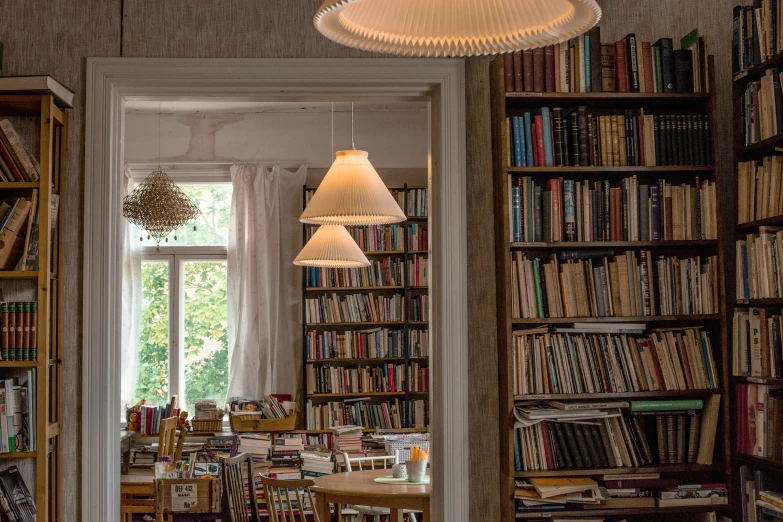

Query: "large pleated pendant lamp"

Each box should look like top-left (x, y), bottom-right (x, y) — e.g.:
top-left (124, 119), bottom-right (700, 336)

top-left (314, 0), bottom-right (601, 57)
top-left (294, 225), bottom-right (370, 268)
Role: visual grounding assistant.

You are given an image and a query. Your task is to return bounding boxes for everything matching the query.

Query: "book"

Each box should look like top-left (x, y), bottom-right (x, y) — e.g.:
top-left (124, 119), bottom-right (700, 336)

top-left (0, 199), bottom-right (31, 270)
top-left (0, 465), bottom-right (35, 522)
top-left (529, 477), bottom-right (597, 498)
top-left (630, 400), bottom-right (704, 412)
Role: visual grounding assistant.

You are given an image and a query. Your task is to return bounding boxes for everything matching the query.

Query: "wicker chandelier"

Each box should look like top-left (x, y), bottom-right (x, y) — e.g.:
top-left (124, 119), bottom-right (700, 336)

top-left (123, 167), bottom-right (202, 246)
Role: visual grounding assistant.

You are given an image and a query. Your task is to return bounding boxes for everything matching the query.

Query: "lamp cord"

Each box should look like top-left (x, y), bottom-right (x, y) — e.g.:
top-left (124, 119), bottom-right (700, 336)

top-left (158, 101), bottom-right (161, 167)
top-left (331, 102), bottom-right (334, 161)
top-left (351, 101), bottom-right (355, 149)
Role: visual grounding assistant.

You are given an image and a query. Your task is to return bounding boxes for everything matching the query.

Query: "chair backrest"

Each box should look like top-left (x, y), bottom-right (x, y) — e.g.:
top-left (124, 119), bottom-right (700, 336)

top-left (221, 452), bottom-right (261, 522)
top-left (157, 417), bottom-right (178, 460)
top-left (339, 451), bottom-right (397, 472)
top-left (260, 476), bottom-right (320, 522)
top-left (173, 427), bottom-right (186, 462)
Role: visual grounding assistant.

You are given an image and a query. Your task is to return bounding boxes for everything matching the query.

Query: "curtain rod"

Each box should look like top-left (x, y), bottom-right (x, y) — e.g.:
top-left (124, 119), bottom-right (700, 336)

top-left (127, 160), bottom-right (312, 167)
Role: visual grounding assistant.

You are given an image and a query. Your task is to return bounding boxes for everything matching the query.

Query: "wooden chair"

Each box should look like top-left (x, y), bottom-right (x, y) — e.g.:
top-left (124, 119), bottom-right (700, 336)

top-left (158, 416), bottom-right (179, 460)
top-left (221, 452), bottom-right (261, 522)
top-left (260, 476), bottom-right (320, 522)
top-left (339, 452), bottom-right (417, 522)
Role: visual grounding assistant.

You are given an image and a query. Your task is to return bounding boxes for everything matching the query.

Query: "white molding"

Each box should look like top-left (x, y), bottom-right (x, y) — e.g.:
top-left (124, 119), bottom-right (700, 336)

top-left (83, 58), bottom-right (468, 522)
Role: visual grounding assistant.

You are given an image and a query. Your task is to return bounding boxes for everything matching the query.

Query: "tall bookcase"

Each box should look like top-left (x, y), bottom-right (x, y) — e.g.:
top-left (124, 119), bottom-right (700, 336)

top-left (490, 56), bottom-right (731, 520)
top-left (0, 94), bottom-right (68, 521)
top-left (301, 185), bottom-right (430, 432)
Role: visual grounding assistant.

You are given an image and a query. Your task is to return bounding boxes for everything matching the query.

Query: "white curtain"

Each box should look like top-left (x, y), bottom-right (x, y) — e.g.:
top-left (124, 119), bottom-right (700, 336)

top-left (226, 163), bottom-right (307, 400)
top-left (120, 166), bottom-right (142, 409)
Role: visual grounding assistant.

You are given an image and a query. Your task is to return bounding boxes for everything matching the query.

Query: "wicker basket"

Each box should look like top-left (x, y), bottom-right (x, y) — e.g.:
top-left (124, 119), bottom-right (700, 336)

top-left (190, 419), bottom-right (223, 433)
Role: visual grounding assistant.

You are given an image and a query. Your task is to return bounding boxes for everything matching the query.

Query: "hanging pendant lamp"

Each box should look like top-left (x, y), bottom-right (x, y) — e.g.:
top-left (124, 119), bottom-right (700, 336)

top-left (314, 0), bottom-right (601, 57)
top-left (299, 103), bottom-right (406, 226)
top-left (294, 225), bottom-right (371, 268)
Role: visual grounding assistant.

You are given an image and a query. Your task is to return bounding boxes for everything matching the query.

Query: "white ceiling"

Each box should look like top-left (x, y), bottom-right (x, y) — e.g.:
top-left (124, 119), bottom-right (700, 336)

top-left (124, 100), bottom-right (428, 114)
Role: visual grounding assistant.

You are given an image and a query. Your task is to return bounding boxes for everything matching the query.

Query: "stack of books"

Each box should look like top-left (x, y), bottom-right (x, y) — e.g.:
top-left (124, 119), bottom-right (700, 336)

top-left (0, 191), bottom-right (57, 272)
top-left (202, 436), bottom-right (234, 460)
top-left (237, 433), bottom-right (271, 464)
top-left (502, 28), bottom-right (708, 94)
top-left (305, 293), bottom-right (404, 323)
top-left (331, 425), bottom-right (363, 454)
top-left (0, 120), bottom-right (40, 182)
top-left (653, 483), bottom-right (728, 507)
top-left (515, 477), bottom-right (601, 511)
top-left (733, 308), bottom-right (783, 377)
top-left (0, 375), bottom-right (34, 453)
top-left (509, 176), bottom-right (717, 243)
top-left (512, 326), bottom-right (719, 396)
top-left (307, 397), bottom-right (427, 430)
top-left (0, 302), bottom-right (38, 360)
top-left (305, 328), bottom-right (404, 360)
top-left (736, 228), bottom-right (783, 299)
top-left (737, 157), bottom-right (783, 224)
top-left (305, 257), bottom-right (403, 288)
top-left (510, 251), bottom-right (719, 319)
top-left (301, 448), bottom-right (335, 478)
top-left (269, 434), bottom-right (303, 480)
top-left (736, 383), bottom-right (783, 460)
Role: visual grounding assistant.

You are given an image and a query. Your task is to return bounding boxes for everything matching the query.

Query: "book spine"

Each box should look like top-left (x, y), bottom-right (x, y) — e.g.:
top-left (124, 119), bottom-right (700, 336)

top-left (533, 48), bottom-right (545, 92)
top-left (615, 41), bottom-right (629, 93)
top-left (523, 50), bottom-right (534, 92)
top-left (505, 53), bottom-right (515, 92)
top-left (626, 34), bottom-right (640, 92)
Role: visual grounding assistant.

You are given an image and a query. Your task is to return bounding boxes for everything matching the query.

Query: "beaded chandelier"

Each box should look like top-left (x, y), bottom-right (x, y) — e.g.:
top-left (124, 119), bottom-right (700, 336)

top-left (123, 167), bottom-right (202, 245)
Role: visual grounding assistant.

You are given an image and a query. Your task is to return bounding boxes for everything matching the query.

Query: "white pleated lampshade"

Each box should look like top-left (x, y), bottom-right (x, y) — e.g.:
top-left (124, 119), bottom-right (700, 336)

top-left (294, 225), bottom-right (371, 268)
top-left (313, 0), bottom-right (601, 57)
top-left (300, 149), bottom-right (406, 226)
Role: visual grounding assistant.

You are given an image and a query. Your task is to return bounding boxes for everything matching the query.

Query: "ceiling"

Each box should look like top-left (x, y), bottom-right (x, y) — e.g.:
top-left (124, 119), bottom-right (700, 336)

top-left (124, 100), bottom-right (428, 114)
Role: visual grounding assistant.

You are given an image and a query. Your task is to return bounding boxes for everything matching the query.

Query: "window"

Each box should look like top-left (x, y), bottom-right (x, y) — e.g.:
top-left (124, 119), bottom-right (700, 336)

top-left (127, 183), bottom-right (232, 414)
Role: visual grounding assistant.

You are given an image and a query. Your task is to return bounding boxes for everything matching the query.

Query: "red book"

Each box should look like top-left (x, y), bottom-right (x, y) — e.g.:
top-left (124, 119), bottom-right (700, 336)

top-left (641, 338), bottom-right (665, 389)
top-left (614, 41), bottom-right (629, 93)
top-left (641, 42), bottom-right (654, 92)
top-left (0, 141), bottom-right (22, 182)
top-left (513, 51), bottom-right (524, 92)
top-left (534, 115), bottom-right (546, 167)
top-left (747, 383), bottom-right (758, 454)
top-left (504, 53), bottom-right (515, 92)
top-left (540, 420), bottom-right (555, 469)
top-left (737, 384), bottom-right (747, 453)
top-left (545, 45), bottom-right (556, 92)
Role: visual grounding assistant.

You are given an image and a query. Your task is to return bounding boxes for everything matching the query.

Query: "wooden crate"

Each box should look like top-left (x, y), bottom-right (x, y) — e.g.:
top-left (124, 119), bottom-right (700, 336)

top-left (229, 412), bottom-right (297, 432)
top-left (154, 478), bottom-right (221, 514)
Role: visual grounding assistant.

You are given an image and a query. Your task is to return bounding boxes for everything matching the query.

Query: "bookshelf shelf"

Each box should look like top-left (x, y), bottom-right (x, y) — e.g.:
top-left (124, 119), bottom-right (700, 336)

top-left (408, 250), bottom-right (428, 255)
top-left (736, 133), bottom-right (783, 157)
top-left (510, 240), bottom-right (717, 250)
top-left (734, 50), bottom-right (783, 82)
top-left (736, 215), bottom-right (783, 231)
top-left (733, 454), bottom-right (783, 476)
top-left (0, 271), bottom-right (39, 280)
top-left (0, 452), bottom-right (36, 460)
top-left (307, 321), bottom-right (406, 327)
top-left (733, 375), bottom-right (783, 386)
top-left (508, 165), bottom-right (714, 174)
top-left (306, 392), bottom-right (407, 398)
top-left (736, 298), bottom-right (783, 306)
top-left (305, 286), bottom-right (404, 292)
top-left (306, 357), bottom-right (406, 365)
top-left (514, 463), bottom-right (724, 478)
top-left (514, 389), bottom-right (719, 402)
top-left (0, 182), bottom-right (39, 190)
top-left (0, 361), bottom-right (38, 368)
top-left (361, 251), bottom-right (405, 256)
top-left (515, 504), bottom-right (730, 519)
top-left (511, 314), bottom-right (721, 325)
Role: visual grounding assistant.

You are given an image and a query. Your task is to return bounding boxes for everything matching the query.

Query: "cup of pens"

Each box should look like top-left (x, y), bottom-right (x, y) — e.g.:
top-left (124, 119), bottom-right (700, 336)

top-left (405, 446), bottom-right (428, 483)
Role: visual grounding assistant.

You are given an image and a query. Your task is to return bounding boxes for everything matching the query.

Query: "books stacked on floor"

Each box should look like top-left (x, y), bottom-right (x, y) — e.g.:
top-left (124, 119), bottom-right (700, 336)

top-left (0, 302), bottom-right (38, 360)
top-left (736, 229), bottom-right (783, 299)
top-left (408, 224), bottom-right (427, 251)
top-left (409, 295), bottom-right (428, 321)
top-left (507, 110), bottom-right (712, 168)
top-left (509, 176), bottom-right (717, 243)
top-left (305, 293), bottom-right (404, 323)
top-left (502, 27), bottom-right (708, 94)
top-left (407, 362), bottom-right (428, 393)
top-left (305, 257), bottom-right (403, 288)
top-left (733, 308), bottom-right (783, 377)
top-left (408, 330), bottom-right (428, 357)
top-left (407, 254), bottom-right (428, 286)
top-left (306, 363), bottom-right (406, 395)
top-left (268, 434), bottom-right (303, 480)
top-left (653, 483), bottom-right (728, 507)
top-left (510, 250), bottom-right (719, 319)
top-left (737, 158), bottom-right (783, 223)
top-left (733, 4), bottom-right (783, 76)
top-left (0, 466), bottom-right (35, 522)
top-left (305, 328), bottom-right (404, 360)
top-left (407, 188), bottom-right (427, 217)
top-left (237, 433), bottom-right (271, 463)
top-left (0, 191), bottom-right (58, 272)
top-left (331, 425), bottom-right (363, 455)
top-left (513, 397), bottom-right (720, 471)
top-left (741, 465), bottom-right (783, 522)
top-left (512, 326), bottom-right (719, 395)
top-left (736, 383), bottom-right (783, 460)
top-left (301, 447), bottom-right (335, 478)
top-left (0, 120), bottom-right (40, 182)
top-left (307, 397), bottom-right (428, 430)
top-left (202, 436), bottom-right (234, 459)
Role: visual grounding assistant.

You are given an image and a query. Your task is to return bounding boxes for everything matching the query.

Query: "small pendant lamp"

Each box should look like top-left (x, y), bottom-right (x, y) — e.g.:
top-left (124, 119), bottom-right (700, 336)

top-left (299, 103), bottom-right (406, 226)
top-left (314, 0), bottom-right (601, 57)
top-left (293, 225), bottom-right (371, 268)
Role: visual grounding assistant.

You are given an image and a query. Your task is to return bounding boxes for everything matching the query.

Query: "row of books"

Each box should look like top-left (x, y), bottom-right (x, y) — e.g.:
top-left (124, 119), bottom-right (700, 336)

top-left (409, 295), bottom-right (428, 322)
top-left (740, 70), bottom-right (783, 146)
top-left (306, 224), bottom-right (403, 253)
top-left (307, 187), bottom-right (427, 219)
top-left (129, 403), bottom-right (181, 435)
top-left (305, 328), bottom-right (429, 361)
top-left (509, 176), bottom-right (717, 243)
top-left (0, 192), bottom-right (57, 271)
top-left (0, 374), bottom-right (34, 454)
top-left (305, 257), bottom-right (403, 288)
top-left (0, 120), bottom-right (40, 183)
top-left (507, 109), bottom-right (712, 168)
top-left (733, 308), bottom-right (783, 378)
top-left (408, 255), bottom-right (427, 286)
top-left (0, 302), bottom-right (37, 360)
top-left (737, 383), bottom-right (783, 460)
top-left (511, 251), bottom-right (719, 319)
top-left (305, 293), bottom-right (404, 324)
top-left (502, 28), bottom-right (708, 93)
top-left (512, 326), bottom-right (719, 396)
top-left (737, 228), bottom-right (783, 299)
top-left (513, 397), bottom-right (719, 471)
top-left (305, 363), bottom-right (417, 395)
top-left (733, 3), bottom-right (783, 75)
top-left (739, 465), bottom-right (783, 522)
top-left (409, 224), bottom-right (427, 252)
top-left (738, 157), bottom-right (783, 223)
top-left (305, 397), bottom-right (428, 430)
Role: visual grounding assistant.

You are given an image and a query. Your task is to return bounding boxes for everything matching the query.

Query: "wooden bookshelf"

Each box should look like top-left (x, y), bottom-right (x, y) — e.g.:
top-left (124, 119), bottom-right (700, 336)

top-left (0, 94), bottom-right (68, 522)
top-left (491, 56), bottom-right (729, 521)
top-left (301, 185), bottom-right (429, 432)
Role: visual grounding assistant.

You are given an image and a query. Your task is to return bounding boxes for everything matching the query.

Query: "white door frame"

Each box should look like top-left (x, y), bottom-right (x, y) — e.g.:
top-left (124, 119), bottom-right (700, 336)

top-left (83, 58), bottom-right (467, 522)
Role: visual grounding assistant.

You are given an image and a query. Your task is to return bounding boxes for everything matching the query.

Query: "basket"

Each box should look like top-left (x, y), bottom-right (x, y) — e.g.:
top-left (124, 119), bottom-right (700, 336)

top-left (229, 412), bottom-right (297, 432)
top-left (190, 419), bottom-right (223, 433)
top-left (385, 439), bottom-right (430, 463)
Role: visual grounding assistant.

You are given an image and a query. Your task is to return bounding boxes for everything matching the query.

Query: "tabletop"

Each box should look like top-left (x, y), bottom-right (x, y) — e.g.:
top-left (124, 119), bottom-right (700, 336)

top-left (310, 468), bottom-right (430, 499)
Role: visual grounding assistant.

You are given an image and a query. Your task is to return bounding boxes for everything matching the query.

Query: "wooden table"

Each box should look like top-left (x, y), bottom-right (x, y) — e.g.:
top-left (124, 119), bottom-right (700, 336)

top-left (310, 469), bottom-right (430, 522)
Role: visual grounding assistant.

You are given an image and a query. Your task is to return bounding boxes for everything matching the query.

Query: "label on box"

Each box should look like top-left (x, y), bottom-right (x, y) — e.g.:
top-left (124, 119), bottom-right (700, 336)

top-left (171, 484), bottom-right (197, 510)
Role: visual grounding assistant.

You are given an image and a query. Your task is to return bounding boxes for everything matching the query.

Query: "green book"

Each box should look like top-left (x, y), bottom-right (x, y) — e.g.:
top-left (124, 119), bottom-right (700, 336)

top-left (630, 399), bottom-right (703, 412)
